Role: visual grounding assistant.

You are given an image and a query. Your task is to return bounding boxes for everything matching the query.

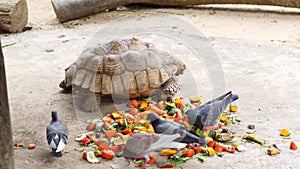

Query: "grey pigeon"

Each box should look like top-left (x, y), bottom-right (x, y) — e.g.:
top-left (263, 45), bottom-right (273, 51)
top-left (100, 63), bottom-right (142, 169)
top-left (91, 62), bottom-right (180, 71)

top-left (186, 91), bottom-right (239, 130)
top-left (123, 132), bottom-right (179, 167)
top-left (147, 112), bottom-right (207, 145)
top-left (46, 110), bottom-right (68, 157)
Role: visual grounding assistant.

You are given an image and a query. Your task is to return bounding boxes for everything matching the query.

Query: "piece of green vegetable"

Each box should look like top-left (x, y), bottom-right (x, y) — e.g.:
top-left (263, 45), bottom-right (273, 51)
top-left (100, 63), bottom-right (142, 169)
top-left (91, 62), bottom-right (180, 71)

top-left (193, 153), bottom-right (207, 162)
top-left (74, 148), bottom-right (84, 152)
top-left (1, 42), bottom-right (16, 48)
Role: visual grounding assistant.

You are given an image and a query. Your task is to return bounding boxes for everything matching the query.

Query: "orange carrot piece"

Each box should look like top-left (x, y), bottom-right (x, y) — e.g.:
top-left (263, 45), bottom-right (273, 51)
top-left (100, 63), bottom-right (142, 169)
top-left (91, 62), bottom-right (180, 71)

top-left (290, 141), bottom-right (298, 150)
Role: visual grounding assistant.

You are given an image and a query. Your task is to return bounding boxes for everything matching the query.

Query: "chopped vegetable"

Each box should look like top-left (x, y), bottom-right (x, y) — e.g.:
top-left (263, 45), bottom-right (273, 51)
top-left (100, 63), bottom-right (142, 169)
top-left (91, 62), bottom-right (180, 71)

top-left (133, 159), bottom-right (144, 166)
top-left (98, 143), bottom-right (109, 150)
top-left (140, 100), bottom-right (149, 110)
top-left (219, 114), bottom-right (228, 122)
top-left (206, 147), bottom-right (215, 156)
top-left (110, 145), bottom-right (119, 153)
top-left (86, 123), bottom-right (96, 131)
top-left (189, 96), bottom-right (201, 104)
top-left (147, 154), bottom-right (157, 164)
top-left (121, 128), bottom-right (132, 135)
top-left (214, 144), bottom-right (224, 152)
top-left (104, 130), bottom-right (119, 138)
top-left (236, 145), bottom-right (247, 152)
top-left (157, 101), bottom-right (166, 110)
top-left (223, 147), bottom-right (235, 153)
top-left (87, 135), bottom-right (98, 143)
top-left (82, 151), bottom-right (87, 160)
top-left (130, 99), bottom-right (139, 108)
top-left (267, 145), bottom-right (280, 156)
top-left (207, 141), bottom-right (216, 148)
top-left (28, 144), bottom-right (36, 149)
top-left (160, 148), bottom-right (177, 156)
top-left (247, 124), bottom-right (255, 129)
top-left (229, 104), bottom-right (238, 112)
top-left (290, 141), bottom-right (298, 150)
top-left (96, 138), bottom-right (109, 145)
top-left (75, 133), bottom-right (86, 141)
top-left (192, 146), bottom-right (205, 154)
top-left (243, 134), bottom-right (266, 145)
top-left (158, 162), bottom-right (176, 168)
top-left (81, 137), bottom-right (91, 145)
top-left (168, 155), bottom-right (190, 165)
top-left (86, 151), bottom-right (99, 163)
top-left (111, 112), bottom-right (121, 119)
top-left (182, 149), bottom-right (195, 157)
top-left (115, 151), bottom-right (124, 157)
top-left (128, 108), bottom-right (138, 116)
top-left (101, 150), bottom-right (115, 160)
top-left (74, 148), bottom-right (85, 152)
top-left (150, 106), bottom-right (167, 115)
top-left (193, 153), bottom-right (206, 162)
top-left (14, 142), bottom-right (24, 147)
top-left (280, 128), bottom-right (291, 137)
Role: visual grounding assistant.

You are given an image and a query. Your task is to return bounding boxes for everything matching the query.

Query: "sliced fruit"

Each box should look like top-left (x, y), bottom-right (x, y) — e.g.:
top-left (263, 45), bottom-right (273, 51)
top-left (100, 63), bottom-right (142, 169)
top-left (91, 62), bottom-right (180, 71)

top-left (182, 148), bottom-right (195, 157)
top-left (101, 150), bottom-right (115, 160)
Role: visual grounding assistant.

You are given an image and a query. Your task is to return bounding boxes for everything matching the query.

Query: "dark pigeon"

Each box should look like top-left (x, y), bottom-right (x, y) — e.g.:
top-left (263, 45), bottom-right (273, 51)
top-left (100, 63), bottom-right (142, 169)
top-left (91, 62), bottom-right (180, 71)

top-left (186, 91), bottom-right (239, 130)
top-left (46, 110), bottom-right (68, 157)
top-left (147, 112), bottom-right (207, 145)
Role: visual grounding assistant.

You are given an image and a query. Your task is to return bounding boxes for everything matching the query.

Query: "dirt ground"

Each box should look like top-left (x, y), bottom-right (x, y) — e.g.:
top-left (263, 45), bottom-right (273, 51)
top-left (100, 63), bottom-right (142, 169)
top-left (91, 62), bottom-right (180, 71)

top-left (2, 0), bottom-right (300, 169)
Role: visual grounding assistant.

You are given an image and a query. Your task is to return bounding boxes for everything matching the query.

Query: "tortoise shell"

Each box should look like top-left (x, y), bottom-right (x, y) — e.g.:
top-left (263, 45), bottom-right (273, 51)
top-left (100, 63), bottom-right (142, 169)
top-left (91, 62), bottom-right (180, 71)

top-left (60, 37), bottom-right (186, 98)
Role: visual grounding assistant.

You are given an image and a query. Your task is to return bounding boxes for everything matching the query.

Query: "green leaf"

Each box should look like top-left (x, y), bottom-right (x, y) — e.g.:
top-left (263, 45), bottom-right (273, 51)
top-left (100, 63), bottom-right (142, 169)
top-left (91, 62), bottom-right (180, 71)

top-left (115, 151), bottom-right (124, 157)
top-left (193, 153), bottom-right (206, 162)
top-left (133, 159), bottom-right (144, 166)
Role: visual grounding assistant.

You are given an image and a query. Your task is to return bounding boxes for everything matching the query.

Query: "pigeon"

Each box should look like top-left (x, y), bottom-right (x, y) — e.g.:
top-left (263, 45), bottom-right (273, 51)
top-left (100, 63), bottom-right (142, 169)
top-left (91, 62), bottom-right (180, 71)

top-left (186, 91), bottom-right (239, 130)
top-left (123, 132), bottom-right (180, 167)
top-left (147, 112), bottom-right (207, 145)
top-left (46, 110), bottom-right (68, 157)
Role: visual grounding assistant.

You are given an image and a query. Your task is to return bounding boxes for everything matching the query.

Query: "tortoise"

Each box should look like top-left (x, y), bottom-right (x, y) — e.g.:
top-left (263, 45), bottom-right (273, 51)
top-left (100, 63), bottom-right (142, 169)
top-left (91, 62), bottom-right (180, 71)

top-left (59, 37), bottom-right (186, 113)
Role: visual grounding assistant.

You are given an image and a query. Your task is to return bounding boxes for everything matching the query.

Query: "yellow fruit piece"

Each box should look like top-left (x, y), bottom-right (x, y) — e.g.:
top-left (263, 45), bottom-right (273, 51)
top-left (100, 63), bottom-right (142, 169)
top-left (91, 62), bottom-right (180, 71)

top-left (175, 98), bottom-right (182, 104)
top-left (205, 136), bottom-right (213, 142)
top-left (267, 147), bottom-right (280, 155)
top-left (220, 113), bottom-right (228, 122)
top-left (207, 147), bottom-right (215, 156)
top-left (190, 96), bottom-right (202, 103)
top-left (146, 128), bottom-right (155, 133)
top-left (140, 111), bottom-right (149, 120)
top-left (113, 140), bottom-right (124, 146)
top-left (111, 111), bottom-right (120, 119)
top-left (229, 104), bottom-right (238, 112)
top-left (160, 148), bottom-right (177, 156)
top-left (280, 128), bottom-right (291, 136)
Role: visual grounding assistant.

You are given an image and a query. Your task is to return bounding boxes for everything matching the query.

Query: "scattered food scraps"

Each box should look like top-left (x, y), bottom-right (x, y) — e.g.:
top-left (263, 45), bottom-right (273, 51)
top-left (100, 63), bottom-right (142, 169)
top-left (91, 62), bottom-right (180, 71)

top-left (28, 144), bottom-right (36, 149)
top-left (280, 128), bottom-right (291, 137)
top-left (290, 141), bottom-right (298, 150)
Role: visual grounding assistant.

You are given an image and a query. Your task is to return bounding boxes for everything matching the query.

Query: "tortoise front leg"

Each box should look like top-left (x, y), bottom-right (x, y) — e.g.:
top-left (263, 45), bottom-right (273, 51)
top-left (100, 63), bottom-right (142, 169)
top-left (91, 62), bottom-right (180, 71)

top-left (82, 93), bottom-right (101, 114)
top-left (150, 77), bottom-right (179, 101)
top-left (73, 90), bottom-right (101, 114)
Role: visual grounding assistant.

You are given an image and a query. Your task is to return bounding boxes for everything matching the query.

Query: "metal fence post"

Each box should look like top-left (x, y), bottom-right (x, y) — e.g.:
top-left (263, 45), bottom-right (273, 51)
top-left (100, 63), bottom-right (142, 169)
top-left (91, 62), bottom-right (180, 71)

top-left (0, 39), bottom-right (14, 169)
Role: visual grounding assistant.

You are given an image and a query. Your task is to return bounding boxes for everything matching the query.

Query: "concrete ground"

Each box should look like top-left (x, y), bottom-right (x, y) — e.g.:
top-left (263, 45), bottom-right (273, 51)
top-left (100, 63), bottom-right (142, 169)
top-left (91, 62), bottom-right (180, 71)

top-left (1, 1), bottom-right (300, 168)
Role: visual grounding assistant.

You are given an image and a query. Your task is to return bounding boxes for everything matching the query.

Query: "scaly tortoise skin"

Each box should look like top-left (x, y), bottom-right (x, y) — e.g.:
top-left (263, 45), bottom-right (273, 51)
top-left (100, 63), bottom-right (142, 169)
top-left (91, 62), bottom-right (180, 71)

top-left (59, 37), bottom-right (186, 112)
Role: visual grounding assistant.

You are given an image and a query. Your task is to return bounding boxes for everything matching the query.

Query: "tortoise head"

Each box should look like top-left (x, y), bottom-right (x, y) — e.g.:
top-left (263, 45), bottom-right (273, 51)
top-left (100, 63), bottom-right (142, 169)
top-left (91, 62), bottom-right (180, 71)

top-left (173, 58), bottom-right (186, 76)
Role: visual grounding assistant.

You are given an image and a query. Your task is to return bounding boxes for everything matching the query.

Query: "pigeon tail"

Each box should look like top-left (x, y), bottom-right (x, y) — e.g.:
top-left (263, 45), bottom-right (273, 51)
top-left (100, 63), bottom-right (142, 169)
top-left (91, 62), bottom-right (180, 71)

top-left (51, 110), bottom-right (59, 122)
top-left (148, 134), bottom-right (180, 151)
